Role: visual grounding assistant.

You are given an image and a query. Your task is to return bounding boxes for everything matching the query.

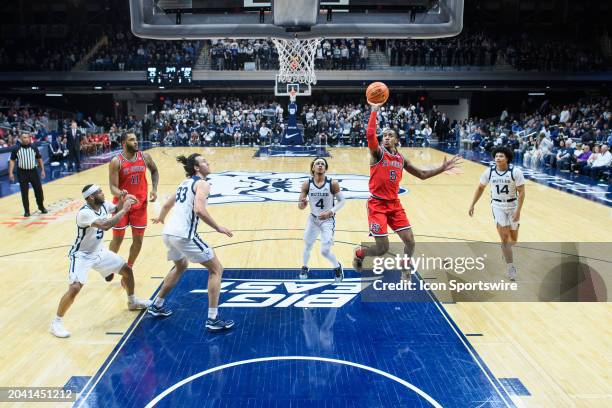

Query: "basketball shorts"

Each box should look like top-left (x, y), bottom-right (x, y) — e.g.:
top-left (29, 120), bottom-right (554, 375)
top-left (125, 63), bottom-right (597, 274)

top-left (68, 249), bottom-right (125, 284)
top-left (113, 202), bottom-right (148, 231)
top-left (304, 215), bottom-right (335, 246)
top-left (367, 197), bottom-right (411, 237)
top-left (492, 205), bottom-right (520, 230)
top-left (162, 234), bottom-right (215, 264)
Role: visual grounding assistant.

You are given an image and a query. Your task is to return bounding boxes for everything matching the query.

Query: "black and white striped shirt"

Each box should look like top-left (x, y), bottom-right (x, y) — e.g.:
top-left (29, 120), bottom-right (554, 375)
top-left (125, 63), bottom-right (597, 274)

top-left (10, 144), bottom-right (41, 170)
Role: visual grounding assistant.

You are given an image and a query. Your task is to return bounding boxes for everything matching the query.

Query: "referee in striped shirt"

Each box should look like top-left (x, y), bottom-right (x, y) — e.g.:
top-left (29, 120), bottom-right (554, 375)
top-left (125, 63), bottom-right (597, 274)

top-left (8, 133), bottom-right (47, 217)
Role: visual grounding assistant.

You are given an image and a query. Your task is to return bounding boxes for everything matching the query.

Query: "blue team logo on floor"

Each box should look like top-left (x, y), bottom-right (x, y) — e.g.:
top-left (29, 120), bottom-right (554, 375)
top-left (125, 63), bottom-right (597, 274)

top-left (254, 146), bottom-right (331, 157)
top-left (207, 171), bottom-right (408, 205)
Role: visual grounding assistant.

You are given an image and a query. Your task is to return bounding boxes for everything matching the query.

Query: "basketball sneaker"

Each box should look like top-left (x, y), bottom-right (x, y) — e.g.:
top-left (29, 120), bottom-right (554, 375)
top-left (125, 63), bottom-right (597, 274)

top-left (50, 320), bottom-right (70, 338)
top-left (128, 298), bottom-right (153, 311)
top-left (507, 265), bottom-right (517, 281)
top-left (334, 264), bottom-right (344, 283)
top-left (147, 304), bottom-right (173, 317)
top-left (352, 247), bottom-right (365, 273)
top-left (206, 316), bottom-right (235, 332)
top-left (299, 266), bottom-right (309, 280)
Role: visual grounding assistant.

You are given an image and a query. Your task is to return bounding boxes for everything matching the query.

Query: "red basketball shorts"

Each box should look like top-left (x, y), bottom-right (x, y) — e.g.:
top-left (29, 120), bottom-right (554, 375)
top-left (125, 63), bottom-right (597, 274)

top-left (367, 197), bottom-right (411, 237)
top-left (113, 202), bottom-right (148, 233)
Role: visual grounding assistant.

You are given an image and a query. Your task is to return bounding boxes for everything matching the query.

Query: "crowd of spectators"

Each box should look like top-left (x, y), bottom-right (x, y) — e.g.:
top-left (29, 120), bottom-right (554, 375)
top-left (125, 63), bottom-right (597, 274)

top-left (1, 25), bottom-right (607, 72)
top-left (133, 96), bottom-right (453, 149)
top-left (461, 97), bottom-right (612, 180)
top-left (388, 31), bottom-right (607, 72)
top-left (88, 29), bottom-right (202, 71)
top-left (3, 92), bottom-right (610, 182)
top-left (0, 98), bottom-right (114, 169)
top-left (0, 33), bottom-right (100, 72)
top-left (208, 39), bottom-right (371, 71)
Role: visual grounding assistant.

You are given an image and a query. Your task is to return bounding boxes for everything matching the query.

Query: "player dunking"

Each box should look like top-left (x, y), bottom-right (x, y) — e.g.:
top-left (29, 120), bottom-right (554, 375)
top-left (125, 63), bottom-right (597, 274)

top-left (298, 157), bottom-right (345, 282)
top-left (469, 146), bottom-right (525, 280)
top-left (107, 132), bottom-right (159, 281)
top-left (147, 153), bottom-right (235, 332)
top-left (50, 185), bottom-right (151, 338)
top-left (353, 101), bottom-right (461, 273)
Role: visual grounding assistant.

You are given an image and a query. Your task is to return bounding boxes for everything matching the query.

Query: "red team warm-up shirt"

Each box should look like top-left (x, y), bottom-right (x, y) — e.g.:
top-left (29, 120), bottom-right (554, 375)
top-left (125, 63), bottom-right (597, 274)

top-left (367, 111), bottom-right (404, 200)
top-left (112, 151), bottom-right (148, 209)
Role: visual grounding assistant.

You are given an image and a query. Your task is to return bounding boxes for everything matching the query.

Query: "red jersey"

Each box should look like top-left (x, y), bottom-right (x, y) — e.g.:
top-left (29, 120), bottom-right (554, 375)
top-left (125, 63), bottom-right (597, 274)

top-left (369, 147), bottom-right (404, 200)
top-left (113, 151), bottom-right (148, 209)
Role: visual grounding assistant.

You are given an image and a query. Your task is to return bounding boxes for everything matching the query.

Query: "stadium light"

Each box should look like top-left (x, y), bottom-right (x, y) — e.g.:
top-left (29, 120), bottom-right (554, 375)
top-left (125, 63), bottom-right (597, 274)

top-left (45, 93), bottom-right (63, 97)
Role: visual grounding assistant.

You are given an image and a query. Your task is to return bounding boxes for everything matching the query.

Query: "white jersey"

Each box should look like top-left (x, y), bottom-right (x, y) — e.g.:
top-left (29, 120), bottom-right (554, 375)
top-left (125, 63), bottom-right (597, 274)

top-left (480, 165), bottom-right (525, 208)
top-left (163, 176), bottom-right (202, 239)
top-left (308, 177), bottom-right (335, 217)
top-left (69, 202), bottom-right (116, 256)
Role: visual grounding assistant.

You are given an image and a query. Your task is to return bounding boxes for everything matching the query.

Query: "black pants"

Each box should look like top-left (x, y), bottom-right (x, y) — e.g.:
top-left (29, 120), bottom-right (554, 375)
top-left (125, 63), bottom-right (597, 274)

top-left (17, 169), bottom-right (44, 213)
top-left (68, 146), bottom-right (81, 171)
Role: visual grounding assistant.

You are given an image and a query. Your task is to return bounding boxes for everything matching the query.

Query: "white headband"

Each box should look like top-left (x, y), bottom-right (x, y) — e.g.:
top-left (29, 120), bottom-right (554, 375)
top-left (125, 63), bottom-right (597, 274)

top-left (83, 184), bottom-right (101, 199)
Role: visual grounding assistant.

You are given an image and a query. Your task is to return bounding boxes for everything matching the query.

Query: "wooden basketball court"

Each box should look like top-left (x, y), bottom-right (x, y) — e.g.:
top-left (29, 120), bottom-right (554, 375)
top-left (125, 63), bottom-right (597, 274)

top-left (0, 146), bottom-right (610, 407)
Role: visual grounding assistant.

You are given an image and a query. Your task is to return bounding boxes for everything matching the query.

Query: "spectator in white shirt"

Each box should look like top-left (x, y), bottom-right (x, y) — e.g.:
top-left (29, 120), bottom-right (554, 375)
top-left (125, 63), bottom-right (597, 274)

top-left (559, 106), bottom-right (570, 124)
top-left (584, 144), bottom-right (611, 179)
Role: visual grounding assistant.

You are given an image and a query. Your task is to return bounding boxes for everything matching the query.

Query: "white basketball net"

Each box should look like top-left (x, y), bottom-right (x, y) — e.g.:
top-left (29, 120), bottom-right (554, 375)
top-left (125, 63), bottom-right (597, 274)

top-left (272, 38), bottom-right (321, 85)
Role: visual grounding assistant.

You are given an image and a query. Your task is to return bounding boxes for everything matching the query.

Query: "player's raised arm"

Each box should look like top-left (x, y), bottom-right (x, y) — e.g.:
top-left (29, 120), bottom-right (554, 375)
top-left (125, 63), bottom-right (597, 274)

top-left (298, 180), bottom-right (309, 210)
top-left (109, 157), bottom-right (125, 198)
top-left (366, 103), bottom-right (383, 162)
top-left (151, 194), bottom-right (176, 224)
top-left (92, 199), bottom-right (133, 231)
top-left (194, 180), bottom-right (233, 237)
top-left (403, 154), bottom-right (462, 180)
top-left (143, 152), bottom-right (159, 202)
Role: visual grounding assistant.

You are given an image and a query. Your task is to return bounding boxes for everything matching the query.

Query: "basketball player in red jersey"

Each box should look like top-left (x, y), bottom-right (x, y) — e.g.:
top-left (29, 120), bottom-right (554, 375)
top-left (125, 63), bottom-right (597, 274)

top-left (353, 102), bottom-right (461, 273)
top-left (106, 132), bottom-right (159, 281)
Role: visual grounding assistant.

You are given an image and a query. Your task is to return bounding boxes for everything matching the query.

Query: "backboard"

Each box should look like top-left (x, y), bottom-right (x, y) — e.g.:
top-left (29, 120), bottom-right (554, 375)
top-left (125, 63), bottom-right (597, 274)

top-left (275, 77), bottom-right (312, 97)
top-left (130, 0), bottom-right (464, 40)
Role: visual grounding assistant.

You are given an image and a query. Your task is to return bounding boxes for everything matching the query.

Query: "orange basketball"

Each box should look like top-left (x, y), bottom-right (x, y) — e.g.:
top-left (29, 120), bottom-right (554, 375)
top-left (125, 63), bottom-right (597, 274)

top-left (366, 82), bottom-right (389, 104)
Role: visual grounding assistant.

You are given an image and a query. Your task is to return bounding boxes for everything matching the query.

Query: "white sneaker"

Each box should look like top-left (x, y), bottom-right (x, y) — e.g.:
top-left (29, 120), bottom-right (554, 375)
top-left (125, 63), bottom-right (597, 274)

top-left (507, 265), bottom-right (517, 281)
top-left (50, 320), bottom-right (70, 338)
top-left (128, 298), bottom-right (153, 310)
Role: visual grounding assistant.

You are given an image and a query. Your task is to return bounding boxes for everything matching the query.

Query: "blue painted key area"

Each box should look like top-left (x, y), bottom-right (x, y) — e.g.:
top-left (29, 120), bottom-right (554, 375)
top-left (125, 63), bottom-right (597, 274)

top-left (75, 268), bottom-right (514, 408)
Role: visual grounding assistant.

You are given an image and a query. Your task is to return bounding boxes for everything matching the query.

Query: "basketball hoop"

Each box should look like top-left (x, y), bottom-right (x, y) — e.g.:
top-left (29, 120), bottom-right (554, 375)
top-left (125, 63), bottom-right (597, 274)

top-left (272, 38), bottom-right (321, 85)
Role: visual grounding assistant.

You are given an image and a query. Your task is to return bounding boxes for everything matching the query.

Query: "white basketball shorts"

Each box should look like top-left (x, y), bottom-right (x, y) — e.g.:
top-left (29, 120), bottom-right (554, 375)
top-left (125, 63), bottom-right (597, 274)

top-left (162, 233), bottom-right (215, 264)
top-left (68, 248), bottom-right (125, 284)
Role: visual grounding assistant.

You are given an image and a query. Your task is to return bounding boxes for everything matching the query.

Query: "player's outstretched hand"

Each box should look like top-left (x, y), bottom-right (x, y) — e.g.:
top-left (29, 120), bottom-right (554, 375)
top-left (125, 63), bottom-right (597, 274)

top-left (368, 101), bottom-right (384, 111)
top-left (149, 191), bottom-right (157, 202)
top-left (468, 205), bottom-right (475, 217)
top-left (318, 210), bottom-right (334, 220)
top-left (442, 155), bottom-right (462, 172)
top-left (150, 216), bottom-right (163, 224)
top-left (217, 226), bottom-right (233, 237)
